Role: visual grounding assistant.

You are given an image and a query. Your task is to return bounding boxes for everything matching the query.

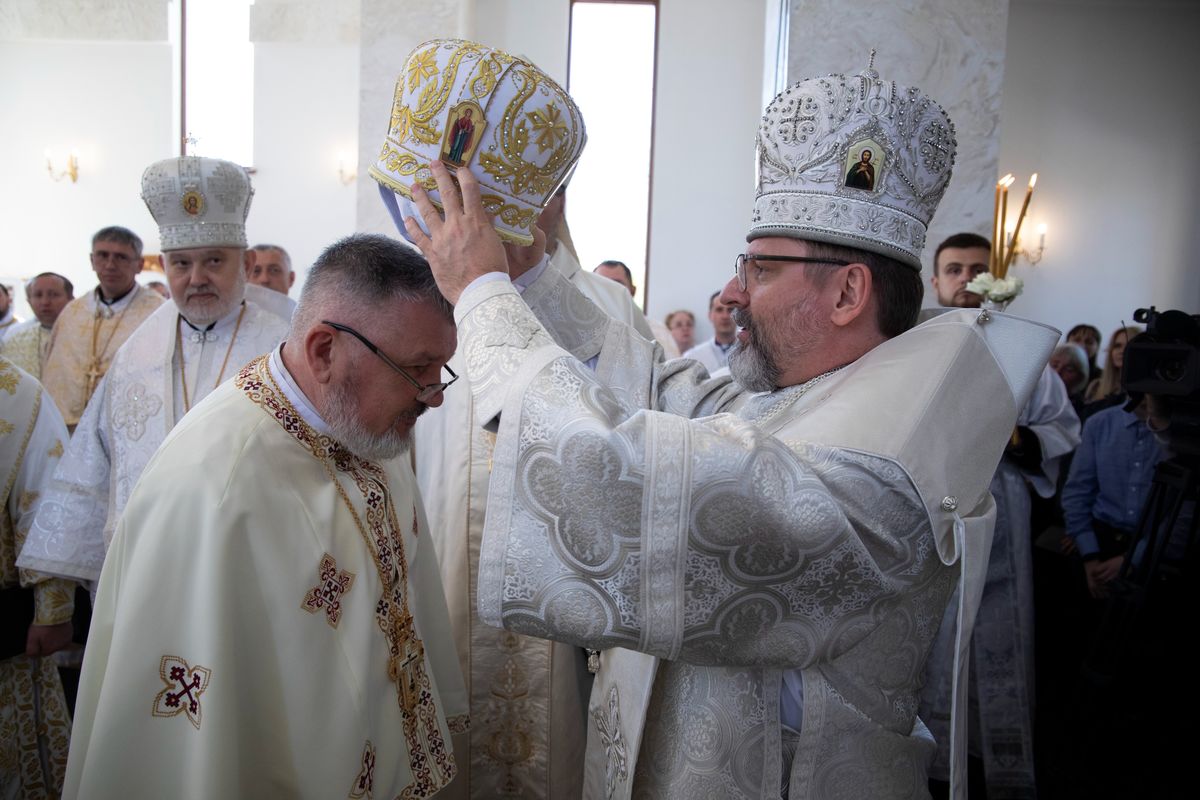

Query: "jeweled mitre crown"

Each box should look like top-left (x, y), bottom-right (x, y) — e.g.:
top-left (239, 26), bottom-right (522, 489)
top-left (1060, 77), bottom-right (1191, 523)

top-left (749, 64), bottom-right (956, 269)
top-left (369, 38), bottom-right (587, 246)
top-left (141, 156), bottom-right (254, 251)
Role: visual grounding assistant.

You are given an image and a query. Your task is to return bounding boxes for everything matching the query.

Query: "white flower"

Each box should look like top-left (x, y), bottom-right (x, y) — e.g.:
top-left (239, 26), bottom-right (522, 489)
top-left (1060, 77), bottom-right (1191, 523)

top-left (966, 272), bottom-right (1024, 303)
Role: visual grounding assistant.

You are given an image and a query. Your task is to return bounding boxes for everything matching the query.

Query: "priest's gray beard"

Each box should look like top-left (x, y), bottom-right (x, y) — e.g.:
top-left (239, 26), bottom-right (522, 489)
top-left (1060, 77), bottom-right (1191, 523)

top-left (180, 270), bottom-right (246, 328)
top-left (323, 377), bottom-right (415, 462)
top-left (728, 307), bottom-right (781, 392)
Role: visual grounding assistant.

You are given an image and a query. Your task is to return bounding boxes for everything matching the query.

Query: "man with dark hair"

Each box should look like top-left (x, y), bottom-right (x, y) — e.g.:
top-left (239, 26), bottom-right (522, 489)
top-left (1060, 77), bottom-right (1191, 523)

top-left (921, 232), bottom-right (1079, 797)
top-left (594, 259), bottom-right (634, 291)
top-left (248, 243), bottom-right (296, 294)
top-left (0, 272), bottom-right (74, 378)
top-left (682, 290), bottom-right (737, 371)
top-left (406, 62), bottom-right (1058, 797)
top-left (62, 233), bottom-right (467, 798)
top-left (40, 226), bottom-right (162, 428)
top-left (930, 231), bottom-right (990, 308)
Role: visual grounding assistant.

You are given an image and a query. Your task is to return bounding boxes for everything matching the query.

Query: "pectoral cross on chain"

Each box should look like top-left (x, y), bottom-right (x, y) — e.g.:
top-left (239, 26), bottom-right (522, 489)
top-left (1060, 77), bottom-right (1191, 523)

top-left (85, 361), bottom-right (105, 397)
top-left (388, 614), bottom-right (425, 714)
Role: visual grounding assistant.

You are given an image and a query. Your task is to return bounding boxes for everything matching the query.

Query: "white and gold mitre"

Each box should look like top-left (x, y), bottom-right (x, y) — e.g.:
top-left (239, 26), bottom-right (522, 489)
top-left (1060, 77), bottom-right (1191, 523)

top-left (749, 62), bottom-right (956, 269)
top-left (369, 38), bottom-right (586, 246)
top-left (140, 156), bottom-right (254, 251)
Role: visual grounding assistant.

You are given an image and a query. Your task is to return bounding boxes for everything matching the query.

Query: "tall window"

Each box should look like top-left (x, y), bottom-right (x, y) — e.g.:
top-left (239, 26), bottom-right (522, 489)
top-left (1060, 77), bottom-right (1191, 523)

top-left (177, 0), bottom-right (254, 164)
top-left (567, 1), bottom-right (657, 307)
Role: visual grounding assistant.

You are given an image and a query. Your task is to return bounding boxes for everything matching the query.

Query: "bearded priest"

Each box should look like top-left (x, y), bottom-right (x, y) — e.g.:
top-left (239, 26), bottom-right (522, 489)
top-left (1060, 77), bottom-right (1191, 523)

top-left (18, 156), bottom-right (291, 588)
top-left (62, 234), bottom-right (467, 798)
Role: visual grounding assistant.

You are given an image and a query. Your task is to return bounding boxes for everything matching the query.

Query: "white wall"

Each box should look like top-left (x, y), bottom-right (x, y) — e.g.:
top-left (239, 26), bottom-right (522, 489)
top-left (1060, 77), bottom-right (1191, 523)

top-left (644, 0), bottom-right (767, 337)
top-left (251, 42), bottom-right (359, 293)
top-left (998, 0), bottom-right (1200, 341)
top-left (0, 40), bottom-right (174, 316)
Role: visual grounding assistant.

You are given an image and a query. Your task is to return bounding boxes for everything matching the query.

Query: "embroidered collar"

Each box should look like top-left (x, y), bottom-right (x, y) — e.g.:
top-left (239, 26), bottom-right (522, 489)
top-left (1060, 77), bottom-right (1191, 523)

top-left (236, 354), bottom-right (340, 461)
top-left (266, 346), bottom-right (335, 438)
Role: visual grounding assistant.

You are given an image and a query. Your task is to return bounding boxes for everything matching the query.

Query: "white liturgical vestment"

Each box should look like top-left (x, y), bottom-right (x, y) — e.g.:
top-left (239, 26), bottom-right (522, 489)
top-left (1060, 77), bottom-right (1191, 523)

top-left (452, 266), bottom-right (1058, 799)
top-left (63, 353), bottom-right (468, 798)
top-left (413, 246), bottom-right (651, 799)
top-left (19, 297), bottom-right (290, 584)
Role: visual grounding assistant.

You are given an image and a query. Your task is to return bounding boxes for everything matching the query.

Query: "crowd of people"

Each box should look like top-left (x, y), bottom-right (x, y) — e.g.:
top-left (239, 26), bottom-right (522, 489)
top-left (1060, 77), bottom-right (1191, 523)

top-left (0, 37), bottom-right (1187, 800)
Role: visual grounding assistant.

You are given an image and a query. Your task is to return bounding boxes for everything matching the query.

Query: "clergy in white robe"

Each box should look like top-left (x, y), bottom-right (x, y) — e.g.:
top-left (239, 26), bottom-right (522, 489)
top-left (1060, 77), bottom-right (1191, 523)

top-left (404, 198), bottom-right (652, 798)
top-left (922, 233), bottom-right (1083, 796)
top-left (64, 232), bottom-right (468, 798)
top-left (404, 60), bottom-right (1063, 798)
top-left (920, 366), bottom-right (1080, 795)
top-left (0, 358), bottom-right (74, 797)
top-left (41, 227), bottom-right (164, 428)
top-left (19, 157), bottom-right (291, 586)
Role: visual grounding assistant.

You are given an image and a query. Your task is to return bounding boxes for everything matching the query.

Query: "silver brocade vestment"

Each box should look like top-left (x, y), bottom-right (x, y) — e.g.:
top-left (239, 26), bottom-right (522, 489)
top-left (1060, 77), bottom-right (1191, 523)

top-left (452, 267), bottom-right (1058, 799)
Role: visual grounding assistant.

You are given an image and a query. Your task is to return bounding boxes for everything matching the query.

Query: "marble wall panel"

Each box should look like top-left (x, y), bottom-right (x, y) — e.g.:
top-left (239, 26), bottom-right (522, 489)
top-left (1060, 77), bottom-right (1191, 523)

top-left (0, 0), bottom-right (167, 41)
top-left (787, 0), bottom-right (1010, 277)
top-left (356, 0), bottom-right (469, 235)
top-left (250, 0), bottom-right (360, 45)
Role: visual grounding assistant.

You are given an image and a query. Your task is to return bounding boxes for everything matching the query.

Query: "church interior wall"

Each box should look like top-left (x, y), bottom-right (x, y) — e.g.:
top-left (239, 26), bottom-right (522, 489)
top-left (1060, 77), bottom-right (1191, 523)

top-left (0, 39), bottom-right (174, 307)
top-left (997, 0), bottom-right (1200, 338)
top-left (2, 0), bottom-right (1193, 341)
top-left (251, 40), bottom-right (359, 293)
top-left (642, 0), bottom-right (768, 335)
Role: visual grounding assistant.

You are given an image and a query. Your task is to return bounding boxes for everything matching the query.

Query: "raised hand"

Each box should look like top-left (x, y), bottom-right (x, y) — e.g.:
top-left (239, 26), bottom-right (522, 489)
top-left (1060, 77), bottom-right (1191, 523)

top-left (404, 160), bottom-right (510, 305)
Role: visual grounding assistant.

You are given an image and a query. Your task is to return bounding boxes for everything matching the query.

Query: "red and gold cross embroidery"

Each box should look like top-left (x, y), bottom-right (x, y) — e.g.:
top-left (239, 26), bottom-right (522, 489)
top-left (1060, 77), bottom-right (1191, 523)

top-left (301, 552), bottom-right (356, 628)
top-left (349, 740), bottom-right (375, 799)
top-left (152, 655), bottom-right (212, 730)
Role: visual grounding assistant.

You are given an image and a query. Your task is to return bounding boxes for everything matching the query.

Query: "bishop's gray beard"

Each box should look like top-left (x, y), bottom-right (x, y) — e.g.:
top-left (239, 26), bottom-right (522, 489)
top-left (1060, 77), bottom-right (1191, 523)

top-left (323, 377), bottom-right (414, 462)
top-left (728, 307), bottom-right (780, 392)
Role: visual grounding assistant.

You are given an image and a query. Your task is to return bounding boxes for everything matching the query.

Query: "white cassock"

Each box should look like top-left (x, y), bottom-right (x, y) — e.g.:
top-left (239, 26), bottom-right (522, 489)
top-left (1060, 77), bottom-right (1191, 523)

top-left (452, 266), bottom-right (1057, 799)
top-left (412, 244), bottom-right (653, 799)
top-left (682, 337), bottom-right (731, 372)
top-left (18, 297), bottom-right (290, 584)
top-left (0, 358), bottom-right (73, 797)
top-left (921, 365), bottom-right (1080, 795)
top-left (63, 352), bottom-right (468, 798)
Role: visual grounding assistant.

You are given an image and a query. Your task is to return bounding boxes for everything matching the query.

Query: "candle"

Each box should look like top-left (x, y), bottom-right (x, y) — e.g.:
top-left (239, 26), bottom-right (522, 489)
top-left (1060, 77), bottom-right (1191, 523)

top-left (999, 176), bottom-right (1011, 278)
top-left (1002, 173), bottom-right (1037, 274)
top-left (992, 179), bottom-right (1003, 273)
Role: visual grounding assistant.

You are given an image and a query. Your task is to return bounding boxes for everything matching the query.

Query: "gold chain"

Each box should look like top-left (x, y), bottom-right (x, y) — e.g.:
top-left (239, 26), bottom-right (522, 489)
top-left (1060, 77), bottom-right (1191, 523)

top-left (176, 303), bottom-right (247, 413)
top-left (86, 285), bottom-right (140, 396)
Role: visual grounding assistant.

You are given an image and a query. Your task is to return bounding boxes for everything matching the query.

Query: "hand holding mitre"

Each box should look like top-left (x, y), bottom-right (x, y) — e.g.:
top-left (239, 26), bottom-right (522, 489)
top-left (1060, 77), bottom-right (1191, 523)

top-left (405, 160), bottom-right (547, 305)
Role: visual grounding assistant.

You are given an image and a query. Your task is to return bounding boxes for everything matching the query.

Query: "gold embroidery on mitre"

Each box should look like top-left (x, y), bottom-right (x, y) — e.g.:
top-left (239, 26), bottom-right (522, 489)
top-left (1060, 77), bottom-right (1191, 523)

top-left (0, 419), bottom-right (13, 436)
top-left (152, 655), bottom-right (212, 730)
top-left (301, 552), bottom-right (356, 628)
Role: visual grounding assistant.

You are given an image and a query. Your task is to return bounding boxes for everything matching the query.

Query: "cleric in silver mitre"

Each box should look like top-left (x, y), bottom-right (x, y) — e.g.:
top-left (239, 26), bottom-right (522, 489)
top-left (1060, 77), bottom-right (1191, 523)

top-left (19, 155), bottom-right (291, 586)
top-left (395, 58), bottom-right (1061, 800)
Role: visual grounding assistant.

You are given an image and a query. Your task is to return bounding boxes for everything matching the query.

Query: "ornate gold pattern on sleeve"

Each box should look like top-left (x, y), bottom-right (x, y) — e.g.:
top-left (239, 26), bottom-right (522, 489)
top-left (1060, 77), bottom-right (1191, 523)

top-left (33, 577), bottom-right (75, 625)
top-left (0, 360), bottom-right (19, 394)
top-left (47, 439), bottom-right (63, 458)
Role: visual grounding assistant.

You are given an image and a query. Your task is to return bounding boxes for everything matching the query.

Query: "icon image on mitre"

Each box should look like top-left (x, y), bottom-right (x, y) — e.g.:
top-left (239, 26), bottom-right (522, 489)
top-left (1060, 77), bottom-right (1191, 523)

top-left (844, 138), bottom-right (884, 192)
top-left (440, 101), bottom-right (486, 167)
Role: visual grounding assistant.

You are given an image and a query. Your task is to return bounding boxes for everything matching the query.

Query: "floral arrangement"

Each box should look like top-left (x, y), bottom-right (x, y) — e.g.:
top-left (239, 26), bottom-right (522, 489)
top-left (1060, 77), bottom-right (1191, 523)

top-left (966, 272), bottom-right (1024, 304)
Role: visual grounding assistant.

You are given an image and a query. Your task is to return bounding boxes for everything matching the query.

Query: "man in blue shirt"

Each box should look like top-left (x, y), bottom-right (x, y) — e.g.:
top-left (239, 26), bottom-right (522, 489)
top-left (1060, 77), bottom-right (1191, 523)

top-left (1061, 399), bottom-right (1166, 597)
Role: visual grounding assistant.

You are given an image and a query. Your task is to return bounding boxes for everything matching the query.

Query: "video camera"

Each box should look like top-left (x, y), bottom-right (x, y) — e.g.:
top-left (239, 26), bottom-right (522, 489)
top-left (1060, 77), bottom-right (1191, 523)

top-left (1122, 307), bottom-right (1200, 453)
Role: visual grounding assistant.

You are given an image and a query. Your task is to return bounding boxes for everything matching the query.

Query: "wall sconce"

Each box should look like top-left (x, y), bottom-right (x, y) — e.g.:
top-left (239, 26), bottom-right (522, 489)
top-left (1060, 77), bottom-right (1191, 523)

top-left (1006, 222), bottom-right (1047, 265)
top-left (337, 152), bottom-right (356, 185)
top-left (46, 149), bottom-right (79, 183)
